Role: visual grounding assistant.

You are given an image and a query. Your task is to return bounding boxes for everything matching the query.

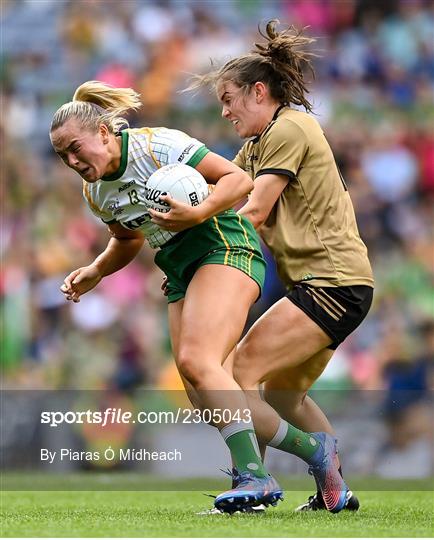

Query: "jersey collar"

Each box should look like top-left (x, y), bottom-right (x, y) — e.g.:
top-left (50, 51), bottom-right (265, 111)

top-left (101, 130), bottom-right (129, 182)
top-left (251, 104), bottom-right (288, 144)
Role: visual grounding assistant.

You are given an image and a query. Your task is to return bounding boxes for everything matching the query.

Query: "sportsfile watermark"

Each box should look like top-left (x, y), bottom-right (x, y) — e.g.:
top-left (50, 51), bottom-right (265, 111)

top-left (1, 389), bottom-right (433, 491)
top-left (40, 447), bottom-right (182, 464)
top-left (40, 407), bottom-right (252, 427)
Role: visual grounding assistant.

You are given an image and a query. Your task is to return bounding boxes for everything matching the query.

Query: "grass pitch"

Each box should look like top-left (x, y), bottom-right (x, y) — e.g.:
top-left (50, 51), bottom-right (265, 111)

top-left (1, 477), bottom-right (433, 537)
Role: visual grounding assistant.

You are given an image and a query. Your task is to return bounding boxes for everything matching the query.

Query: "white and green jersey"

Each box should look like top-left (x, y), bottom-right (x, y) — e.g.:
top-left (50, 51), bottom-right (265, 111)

top-left (83, 127), bottom-right (209, 248)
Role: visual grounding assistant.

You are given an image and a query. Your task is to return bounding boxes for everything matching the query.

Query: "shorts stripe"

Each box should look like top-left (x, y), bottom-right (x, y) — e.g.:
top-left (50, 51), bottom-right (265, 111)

top-left (310, 288), bottom-right (345, 318)
top-left (317, 287), bottom-right (347, 313)
top-left (212, 216), bottom-right (230, 265)
top-left (156, 211), bottom-right (266, 304)
top-left (237, 215), bottom-right (254, 276)
top-left (305, 289), bottom-right (341, 321)
top-left (287, 283), bottom-right (373, 349)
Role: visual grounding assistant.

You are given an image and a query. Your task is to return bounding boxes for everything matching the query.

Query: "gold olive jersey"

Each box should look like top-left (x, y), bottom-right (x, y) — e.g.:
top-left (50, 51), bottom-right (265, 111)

top-left (83, 127), bottom-right (209, 248)
top-left (234, 107), bottom-right (373, 288)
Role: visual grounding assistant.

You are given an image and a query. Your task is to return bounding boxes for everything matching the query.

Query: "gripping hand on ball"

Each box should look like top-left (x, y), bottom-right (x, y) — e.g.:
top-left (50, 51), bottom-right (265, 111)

top-left (149, 195), bottom-right (204, 231)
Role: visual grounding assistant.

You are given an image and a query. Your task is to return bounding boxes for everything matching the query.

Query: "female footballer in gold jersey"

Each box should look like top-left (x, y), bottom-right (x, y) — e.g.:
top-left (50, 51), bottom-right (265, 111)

top-left (157, 21), bottom-right (373, 512)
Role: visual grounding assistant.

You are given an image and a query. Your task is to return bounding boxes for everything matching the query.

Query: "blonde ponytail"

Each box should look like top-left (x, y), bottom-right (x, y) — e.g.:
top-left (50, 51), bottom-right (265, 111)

top-left (51, 80), bottom-right (142, 134)
top-left (73, 81), bottom-right (142, 114)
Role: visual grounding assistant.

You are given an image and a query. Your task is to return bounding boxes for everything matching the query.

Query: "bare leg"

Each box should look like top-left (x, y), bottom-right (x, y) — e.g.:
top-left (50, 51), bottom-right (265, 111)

top-left (167, 264), bottom-right (278, 492)
top-left (222, 313), bottom-right (335, 458)
top-left (175, 265), bottom-right (259, 420)
top-left (168, 299), bottom-right (203, 410)
top-left (263, 349), bottom-right (335, 435)
top-left (232, 297), bottom-right (352, 513)
top-left (232, 298), bottom-right (332, 445)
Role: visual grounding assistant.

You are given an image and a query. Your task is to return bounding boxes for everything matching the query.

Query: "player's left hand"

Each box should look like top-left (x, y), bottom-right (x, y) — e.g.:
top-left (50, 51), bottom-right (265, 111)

top-left (148, 195), bottom-right (204, 231)
top-left (161, 275), bottom-right (169, 296)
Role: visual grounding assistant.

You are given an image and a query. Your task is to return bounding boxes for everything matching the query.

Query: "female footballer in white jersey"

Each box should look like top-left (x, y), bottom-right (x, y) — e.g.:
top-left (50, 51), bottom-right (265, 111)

top-left (51, 80), bottom-right (283, 513)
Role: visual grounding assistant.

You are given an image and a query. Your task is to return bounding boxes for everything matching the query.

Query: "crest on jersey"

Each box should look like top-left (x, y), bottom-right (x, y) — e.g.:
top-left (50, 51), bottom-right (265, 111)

top-left (108, 198), bottom-right (120, 212)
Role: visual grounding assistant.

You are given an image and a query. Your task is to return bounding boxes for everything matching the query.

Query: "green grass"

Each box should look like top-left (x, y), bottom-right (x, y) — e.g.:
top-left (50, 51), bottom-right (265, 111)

top-left (1, 479), bottom-right (433, 537)
top-left (2, 472), bottom-right (432, 492)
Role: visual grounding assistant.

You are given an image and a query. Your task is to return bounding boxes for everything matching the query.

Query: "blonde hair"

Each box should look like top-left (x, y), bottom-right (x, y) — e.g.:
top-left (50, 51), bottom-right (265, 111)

top-left (187, 20), bottom-right (317, 112)
top-left (50, 81), bottom-right (142, 134)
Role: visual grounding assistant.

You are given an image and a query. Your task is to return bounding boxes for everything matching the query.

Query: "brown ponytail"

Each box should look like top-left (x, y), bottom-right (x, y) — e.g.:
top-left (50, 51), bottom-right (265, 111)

top-left (186, 20), bottom-right (317, 113)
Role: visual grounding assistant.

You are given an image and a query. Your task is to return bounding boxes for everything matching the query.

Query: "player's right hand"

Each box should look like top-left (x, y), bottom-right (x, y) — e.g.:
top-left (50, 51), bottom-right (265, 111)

top-left (60, 265), bottom-right (103, 303)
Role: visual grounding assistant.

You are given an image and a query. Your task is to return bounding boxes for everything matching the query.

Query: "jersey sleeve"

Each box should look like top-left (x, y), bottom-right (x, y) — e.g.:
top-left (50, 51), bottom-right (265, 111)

top-left (256, 120), bottom-right (309, 179)
top-left (149, 128), bottom-right (210, 168)
top-left (82, 182), bottom-right (115, 224)
top-left (233, 144), bottom-right (247, 170)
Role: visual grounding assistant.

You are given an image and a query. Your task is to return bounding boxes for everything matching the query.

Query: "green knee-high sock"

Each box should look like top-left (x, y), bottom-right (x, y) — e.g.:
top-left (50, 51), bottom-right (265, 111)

top-left (220, 422), bottom-right (268, 478)
top-left (268, 419), bottom-right (319, 462)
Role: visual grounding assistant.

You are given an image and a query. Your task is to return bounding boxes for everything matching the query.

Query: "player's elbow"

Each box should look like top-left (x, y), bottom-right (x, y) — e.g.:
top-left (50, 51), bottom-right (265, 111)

top-left (113, 236), bottom-right (145, 253)
top-left (238, 172), bottom-right (254, 197)
top-left (255, 216), bottom-right (267, 229)
top-left (241, 209), bottom-right (266, 230)
top-left (251, 214), bottom-right (266, 230)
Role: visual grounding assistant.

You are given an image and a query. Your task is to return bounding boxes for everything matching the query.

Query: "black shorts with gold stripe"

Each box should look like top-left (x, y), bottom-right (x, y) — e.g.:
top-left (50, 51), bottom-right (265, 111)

top-left (287, 283), bottom-right (373, 350)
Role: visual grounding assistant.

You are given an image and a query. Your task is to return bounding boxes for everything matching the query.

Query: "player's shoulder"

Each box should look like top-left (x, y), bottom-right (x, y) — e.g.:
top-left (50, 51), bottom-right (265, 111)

top-left (267, 109), bottom-right (320, 141)
top-left (82, 178), bottom-right (107, 200)
top-left (82, 179), bottom-right (109, 217)
top-left (82, 178), bottom-right (95, 197)
top-left (240, 135), bottom-right (256, 154)
top-left (129, 126), bottom-right (190, 141)
top-left (128, 126), bottom-right (162, 140)
top-left (279, 108), bottom-right (318, 126)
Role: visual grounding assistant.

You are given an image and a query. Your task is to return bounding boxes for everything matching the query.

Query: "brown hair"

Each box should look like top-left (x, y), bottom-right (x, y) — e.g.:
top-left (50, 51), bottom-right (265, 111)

top-left (50, 81), bottom-right (142, 134)
top-left (187, 20), bottom-right (317, 112)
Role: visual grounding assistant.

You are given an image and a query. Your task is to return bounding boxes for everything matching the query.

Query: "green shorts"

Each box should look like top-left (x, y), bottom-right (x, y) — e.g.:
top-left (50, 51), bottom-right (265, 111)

top-left (154, 210), bottom-right (266, 303)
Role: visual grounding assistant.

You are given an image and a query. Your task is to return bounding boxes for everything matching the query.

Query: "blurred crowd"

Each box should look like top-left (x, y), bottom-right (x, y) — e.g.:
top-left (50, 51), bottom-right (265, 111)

top-left (1, 0), bottom-right (433, 476)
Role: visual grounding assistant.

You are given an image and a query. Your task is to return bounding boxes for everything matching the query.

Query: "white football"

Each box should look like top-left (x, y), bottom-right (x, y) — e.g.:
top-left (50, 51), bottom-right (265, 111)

top-left (144, 163), bottom-right (209, 213)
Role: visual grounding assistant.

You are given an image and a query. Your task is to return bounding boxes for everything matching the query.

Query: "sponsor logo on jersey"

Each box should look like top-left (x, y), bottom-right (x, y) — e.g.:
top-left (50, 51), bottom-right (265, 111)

top-left (123, 213), bottom-right (150, 229)
top-left (119, 180), bottom-right (135, 192)
top-left (245, 153), bottom-right (258, 173)
top-left (177, 144), bottom-right (194, 162)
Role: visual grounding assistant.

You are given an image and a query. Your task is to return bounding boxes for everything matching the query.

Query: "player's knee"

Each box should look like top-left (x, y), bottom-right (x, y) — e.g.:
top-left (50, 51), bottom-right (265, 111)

top-left (232, 358), bottom-right (255, 389)
top-left (177, 348), bottom-right (213, 388)
top-left (177, 355), bottom-right (201, 386)
top-left (263, 386), bottom-right (306, 411)
top-left (232, 341), bottom-right (260, 388)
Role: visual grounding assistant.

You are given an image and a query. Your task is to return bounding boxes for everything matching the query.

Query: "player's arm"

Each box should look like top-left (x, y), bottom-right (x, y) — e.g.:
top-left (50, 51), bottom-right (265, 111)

top-left (238, 173), bottom-right (289, 230)
top-left (239, 120), bottom-right (306, 229)
top-left (149, 153), bottom-right (253, 232)
top-left (194, 151), bottom-right (253, 219)
top-left (92, 222), bottom-right (145, 276)
top-left (61, 223), bottom-right (144, 303)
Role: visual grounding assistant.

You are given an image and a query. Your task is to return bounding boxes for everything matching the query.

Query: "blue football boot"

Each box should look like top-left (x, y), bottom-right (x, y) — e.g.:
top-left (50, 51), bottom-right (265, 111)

top-left (307, 432), bottom-right (350, 513)
top-left (196, 468), bottom-right (267, 515)
top-left (214, 472), bottom-right (283, 513)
